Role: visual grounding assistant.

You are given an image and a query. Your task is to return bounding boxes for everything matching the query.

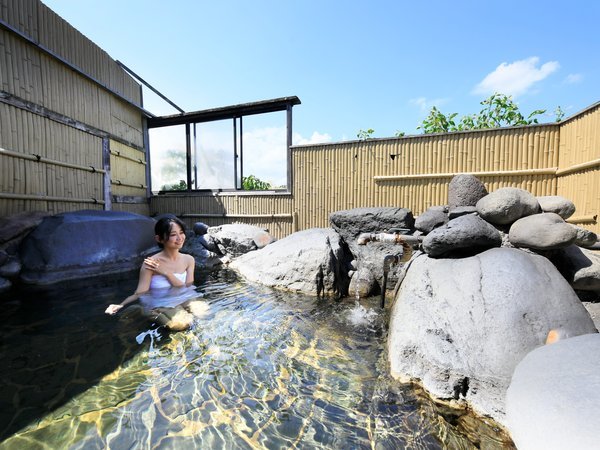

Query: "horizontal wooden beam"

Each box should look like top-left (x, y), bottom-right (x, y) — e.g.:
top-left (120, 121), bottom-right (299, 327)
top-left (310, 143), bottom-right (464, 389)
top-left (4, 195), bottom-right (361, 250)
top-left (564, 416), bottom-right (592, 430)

top-left (0, 90), bottom-right (144, 152)
top-left (109, 149), bottom-right (146, 165)
top-left (374, 167), bottom-right (558, 182)
top-left (556, 158), bottom-right (600, 176)
top-left (112, 180), bottom-right (147, 189)
top-left (148, 96), bottom-right (301, 128)
top-left (179, 213), bottom-right (293, 219)
top-left (0, 147), bottom-right (105, 174)
top-left (0, 192), bottom-right (104, 204)
top-left (566, 215), bottom-right (598, 224)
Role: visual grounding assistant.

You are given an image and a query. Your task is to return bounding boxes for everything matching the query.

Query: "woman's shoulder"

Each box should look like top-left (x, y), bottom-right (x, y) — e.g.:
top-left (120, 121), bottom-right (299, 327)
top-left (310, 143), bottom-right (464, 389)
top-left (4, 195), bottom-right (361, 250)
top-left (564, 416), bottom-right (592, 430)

top-left (183, 253), bottom-right (195, 265)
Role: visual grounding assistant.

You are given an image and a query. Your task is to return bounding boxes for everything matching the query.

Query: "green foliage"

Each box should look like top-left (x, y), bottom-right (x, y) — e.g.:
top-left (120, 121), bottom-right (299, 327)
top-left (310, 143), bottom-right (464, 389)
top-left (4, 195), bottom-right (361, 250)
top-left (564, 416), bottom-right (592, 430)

top-left (417, 93), bottom-right (549, 134)
top-left (555, 105), bottom-right (565, 122)
top-left (242, 175), bottom-right (271, 190)
top-left (395, 131), bottom-right (406, 137)
top-left (357, 128), bottom-right (375, 140)
top-left (161, 180), bottom-right (187, 191)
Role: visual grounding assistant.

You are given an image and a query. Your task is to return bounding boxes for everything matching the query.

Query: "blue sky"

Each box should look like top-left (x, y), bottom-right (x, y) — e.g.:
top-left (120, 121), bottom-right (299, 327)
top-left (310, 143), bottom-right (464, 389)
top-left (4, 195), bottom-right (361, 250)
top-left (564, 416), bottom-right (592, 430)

top-left (43, 0), bottom-right (600, 188)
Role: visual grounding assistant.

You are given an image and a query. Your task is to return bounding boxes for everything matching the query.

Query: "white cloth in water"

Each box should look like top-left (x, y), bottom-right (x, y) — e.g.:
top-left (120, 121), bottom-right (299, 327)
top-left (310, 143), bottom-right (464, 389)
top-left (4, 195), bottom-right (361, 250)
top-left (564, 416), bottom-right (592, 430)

top-left (149, 271), bottom-right (187, 290)
top-left (140, 284), bottom-right (200, 310)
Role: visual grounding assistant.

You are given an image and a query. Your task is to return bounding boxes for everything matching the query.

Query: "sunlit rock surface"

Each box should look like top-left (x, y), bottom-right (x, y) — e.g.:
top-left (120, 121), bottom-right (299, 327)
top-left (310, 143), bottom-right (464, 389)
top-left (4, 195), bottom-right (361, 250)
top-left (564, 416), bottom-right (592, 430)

top-left (230, 228), bottom-right (350, 296)
top-left (388, 247), bottom-right (596, 425)
top-left (208, 223), bottom-right (275, 257)
top-left (506, 334), bottom-right (600, 450)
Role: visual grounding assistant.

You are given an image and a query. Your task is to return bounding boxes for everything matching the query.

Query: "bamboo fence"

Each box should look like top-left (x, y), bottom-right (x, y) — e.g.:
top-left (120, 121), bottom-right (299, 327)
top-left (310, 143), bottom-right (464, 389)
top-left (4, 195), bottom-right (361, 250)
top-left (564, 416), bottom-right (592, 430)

top-left (1, 0), bottom-right (598, 236)
top-left (0, 0), bottom-right (148, 216)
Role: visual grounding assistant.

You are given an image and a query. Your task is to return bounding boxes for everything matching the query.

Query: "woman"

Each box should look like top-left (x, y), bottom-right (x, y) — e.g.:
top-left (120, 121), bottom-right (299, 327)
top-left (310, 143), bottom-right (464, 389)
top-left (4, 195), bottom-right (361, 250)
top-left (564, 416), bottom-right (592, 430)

top-left (105, 216), bottom-right (207, 330)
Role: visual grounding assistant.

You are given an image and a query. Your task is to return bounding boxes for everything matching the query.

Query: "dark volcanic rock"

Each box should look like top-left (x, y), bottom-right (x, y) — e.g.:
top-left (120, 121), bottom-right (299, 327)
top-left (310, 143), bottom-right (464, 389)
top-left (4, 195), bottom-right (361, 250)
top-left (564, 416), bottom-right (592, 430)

top-left (20, 210), bottom-right (158, 285)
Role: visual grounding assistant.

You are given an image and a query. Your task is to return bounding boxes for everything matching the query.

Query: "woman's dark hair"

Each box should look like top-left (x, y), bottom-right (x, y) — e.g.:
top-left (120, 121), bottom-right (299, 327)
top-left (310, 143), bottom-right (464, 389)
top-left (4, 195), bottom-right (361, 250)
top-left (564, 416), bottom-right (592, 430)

top-left (155, 216), bottom-right (186, 248)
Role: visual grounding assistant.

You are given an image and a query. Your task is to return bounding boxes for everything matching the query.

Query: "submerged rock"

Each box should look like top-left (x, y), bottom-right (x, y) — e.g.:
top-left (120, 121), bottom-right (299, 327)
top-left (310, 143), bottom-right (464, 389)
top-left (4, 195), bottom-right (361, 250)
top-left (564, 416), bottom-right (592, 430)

top-left (506, 334), bottom-right (600, 450)
top-left (230, 228), bottom-right (350, 296)
top-left (20, 210), bottom-right (157, 285)
top-left (387, 247), bottom-right (596, 425)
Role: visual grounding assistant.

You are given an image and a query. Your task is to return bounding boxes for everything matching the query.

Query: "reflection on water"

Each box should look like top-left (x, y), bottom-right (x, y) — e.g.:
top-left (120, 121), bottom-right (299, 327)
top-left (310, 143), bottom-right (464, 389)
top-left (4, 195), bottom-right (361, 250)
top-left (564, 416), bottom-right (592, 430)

top-left (0, 269), bottom-right (514, 449)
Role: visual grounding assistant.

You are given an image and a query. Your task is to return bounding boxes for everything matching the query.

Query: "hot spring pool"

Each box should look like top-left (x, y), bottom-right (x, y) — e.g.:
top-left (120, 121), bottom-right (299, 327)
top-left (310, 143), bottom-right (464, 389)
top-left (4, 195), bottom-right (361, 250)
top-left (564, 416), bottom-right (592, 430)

top-left (0, 268), bottom-right (513, 449)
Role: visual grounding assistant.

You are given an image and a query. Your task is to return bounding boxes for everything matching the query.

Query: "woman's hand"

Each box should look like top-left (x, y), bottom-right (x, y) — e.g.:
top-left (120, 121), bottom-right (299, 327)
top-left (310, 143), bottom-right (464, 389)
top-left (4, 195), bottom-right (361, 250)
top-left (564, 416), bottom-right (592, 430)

top-left (144, 257), bottom-right (163, 275)
top-left (105, 304), bottom-right (124, 315)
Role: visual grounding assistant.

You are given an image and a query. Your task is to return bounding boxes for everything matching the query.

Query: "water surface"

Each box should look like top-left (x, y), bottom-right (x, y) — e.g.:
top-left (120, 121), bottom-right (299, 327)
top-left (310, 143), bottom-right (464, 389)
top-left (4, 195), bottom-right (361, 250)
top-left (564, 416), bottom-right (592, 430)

top-left (0, 268), bottom-right (513, 449)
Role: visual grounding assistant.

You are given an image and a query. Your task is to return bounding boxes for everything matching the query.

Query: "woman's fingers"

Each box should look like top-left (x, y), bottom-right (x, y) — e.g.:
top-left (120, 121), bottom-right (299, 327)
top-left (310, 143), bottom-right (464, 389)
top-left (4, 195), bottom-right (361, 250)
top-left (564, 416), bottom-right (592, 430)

top-left (105, 304), bottom-right (123, 315)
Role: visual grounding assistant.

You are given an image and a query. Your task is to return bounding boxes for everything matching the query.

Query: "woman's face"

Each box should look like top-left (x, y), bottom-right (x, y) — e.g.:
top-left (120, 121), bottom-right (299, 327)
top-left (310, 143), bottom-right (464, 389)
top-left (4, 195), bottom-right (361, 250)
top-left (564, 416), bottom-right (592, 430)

top-left (162, 222), bottom-right (186, 248)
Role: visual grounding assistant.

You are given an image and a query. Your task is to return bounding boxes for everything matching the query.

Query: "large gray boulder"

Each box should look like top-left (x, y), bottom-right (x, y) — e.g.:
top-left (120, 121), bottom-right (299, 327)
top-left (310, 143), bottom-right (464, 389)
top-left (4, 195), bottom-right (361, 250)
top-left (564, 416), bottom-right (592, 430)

top-left (0, 211), bottom-right (49, 254)
top-left (536, 195), bottom-right (576, 219)
top-left (448, 174), bottom-right (488, 209)
top-left (570, 224), bottom-right (598, 248)
top-left (330, 207), bottom-right (414, 256)
top-left (20, 210), bottom-right (157, 285)
top-left (506, 334), bottom-right (600, 450)
top-left (388, 248), bottom-right (596, 425)
top-left (230, 228), bottom-right (350, 296)
top-left (509, 212), bottom-right (577, 250)
top-left (476, 187), bottom-right (540, 225)
top-left (208, 223), bottom-right (274, 257)
top-left (330, 207), bottom-right (415, 296)
top-left (414, 206), bottom-right (448, 234)
top-left (421, 214), bottom-right (502, 257)
top-left (549, 245), bottom-right (600, 292)
top-left (181, 235), bottom-right (223, 269)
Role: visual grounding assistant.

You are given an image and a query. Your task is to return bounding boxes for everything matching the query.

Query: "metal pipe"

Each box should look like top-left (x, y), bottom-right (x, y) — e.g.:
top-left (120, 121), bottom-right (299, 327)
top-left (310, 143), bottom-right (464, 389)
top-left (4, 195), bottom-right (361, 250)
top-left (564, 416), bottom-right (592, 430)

top-left (381, 254), bottom-right (400, 308)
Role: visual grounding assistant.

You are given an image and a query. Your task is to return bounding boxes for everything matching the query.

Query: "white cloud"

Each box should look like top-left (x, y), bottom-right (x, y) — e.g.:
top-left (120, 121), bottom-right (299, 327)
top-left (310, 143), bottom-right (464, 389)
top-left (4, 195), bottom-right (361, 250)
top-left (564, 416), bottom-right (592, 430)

top-left (294, 131), bottom-right (332, 145)
top-left (410, 97), bottom-right (449, 112)
top-left (473, 57), bottom-right (560, 97)
top-left (564, 73), bottom-right (583, 84)
top-left (148, 126), bottom-right (331, 190)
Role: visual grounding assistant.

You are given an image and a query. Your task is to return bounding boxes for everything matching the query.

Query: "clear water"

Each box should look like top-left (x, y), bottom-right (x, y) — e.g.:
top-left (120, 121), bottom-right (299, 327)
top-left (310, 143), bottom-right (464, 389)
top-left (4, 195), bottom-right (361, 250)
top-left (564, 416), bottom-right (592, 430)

top-left (0, 268), bottom-right (513, 449)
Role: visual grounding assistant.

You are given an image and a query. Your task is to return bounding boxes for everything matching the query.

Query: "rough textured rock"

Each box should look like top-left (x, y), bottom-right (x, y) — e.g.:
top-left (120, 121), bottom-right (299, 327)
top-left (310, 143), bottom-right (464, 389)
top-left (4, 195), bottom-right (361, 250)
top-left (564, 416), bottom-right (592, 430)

top-left (509, 213), bottom-right (577, 250)
top-left (0, 250), bottom-right (8, 267)
top-left (230, 228), bottom-right (350, 296)
top-left (448, 174), bottom-right (488, 209)
top-left (330, 207), bottom-right (415, 296)
top-left (330, 207), bottom-right (415, 257)
top-left (583, 302), bottom-right (600, 329)
top-left (536, 195), bottom-right (576, 219)
top-left (421, 214), bottom-right (502, 257)
top-left (193, 222), bottom-right (209, 236)
top-left (388, 248), bottom-right (596, 425)
top-left (549, 245), bottom-right (600, 292)
top-left (414, 206), bottom-right (448, 234)
top-left (208, 224), bottom-right (274, 257)
top-left (506, 334), bottom-right (600, 450)
top-left (0, 277), bottom-right (11, 293)
top-left (20, 210), bottom-right (157, 285)
top-left (348, 266), bottom-right (376, 298)
top-left (0, 259), bottom-right (21, 278)
top-left (0, 211), bottom-right (49, 254)
top-left (570, 224), bottom-right (598, 248)
top-left (181, 235), bottom-right (223, 269)
top-left (476, 187), bottom-right (540, 225)
top-left (448, 206), bottom-right (477, 220)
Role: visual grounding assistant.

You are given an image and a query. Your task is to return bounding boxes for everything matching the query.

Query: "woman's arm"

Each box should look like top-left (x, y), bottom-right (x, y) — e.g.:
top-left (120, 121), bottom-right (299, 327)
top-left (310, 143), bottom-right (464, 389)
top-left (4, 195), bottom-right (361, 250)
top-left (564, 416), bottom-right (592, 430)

top-left (105, 265), bottom-right (152, 315)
